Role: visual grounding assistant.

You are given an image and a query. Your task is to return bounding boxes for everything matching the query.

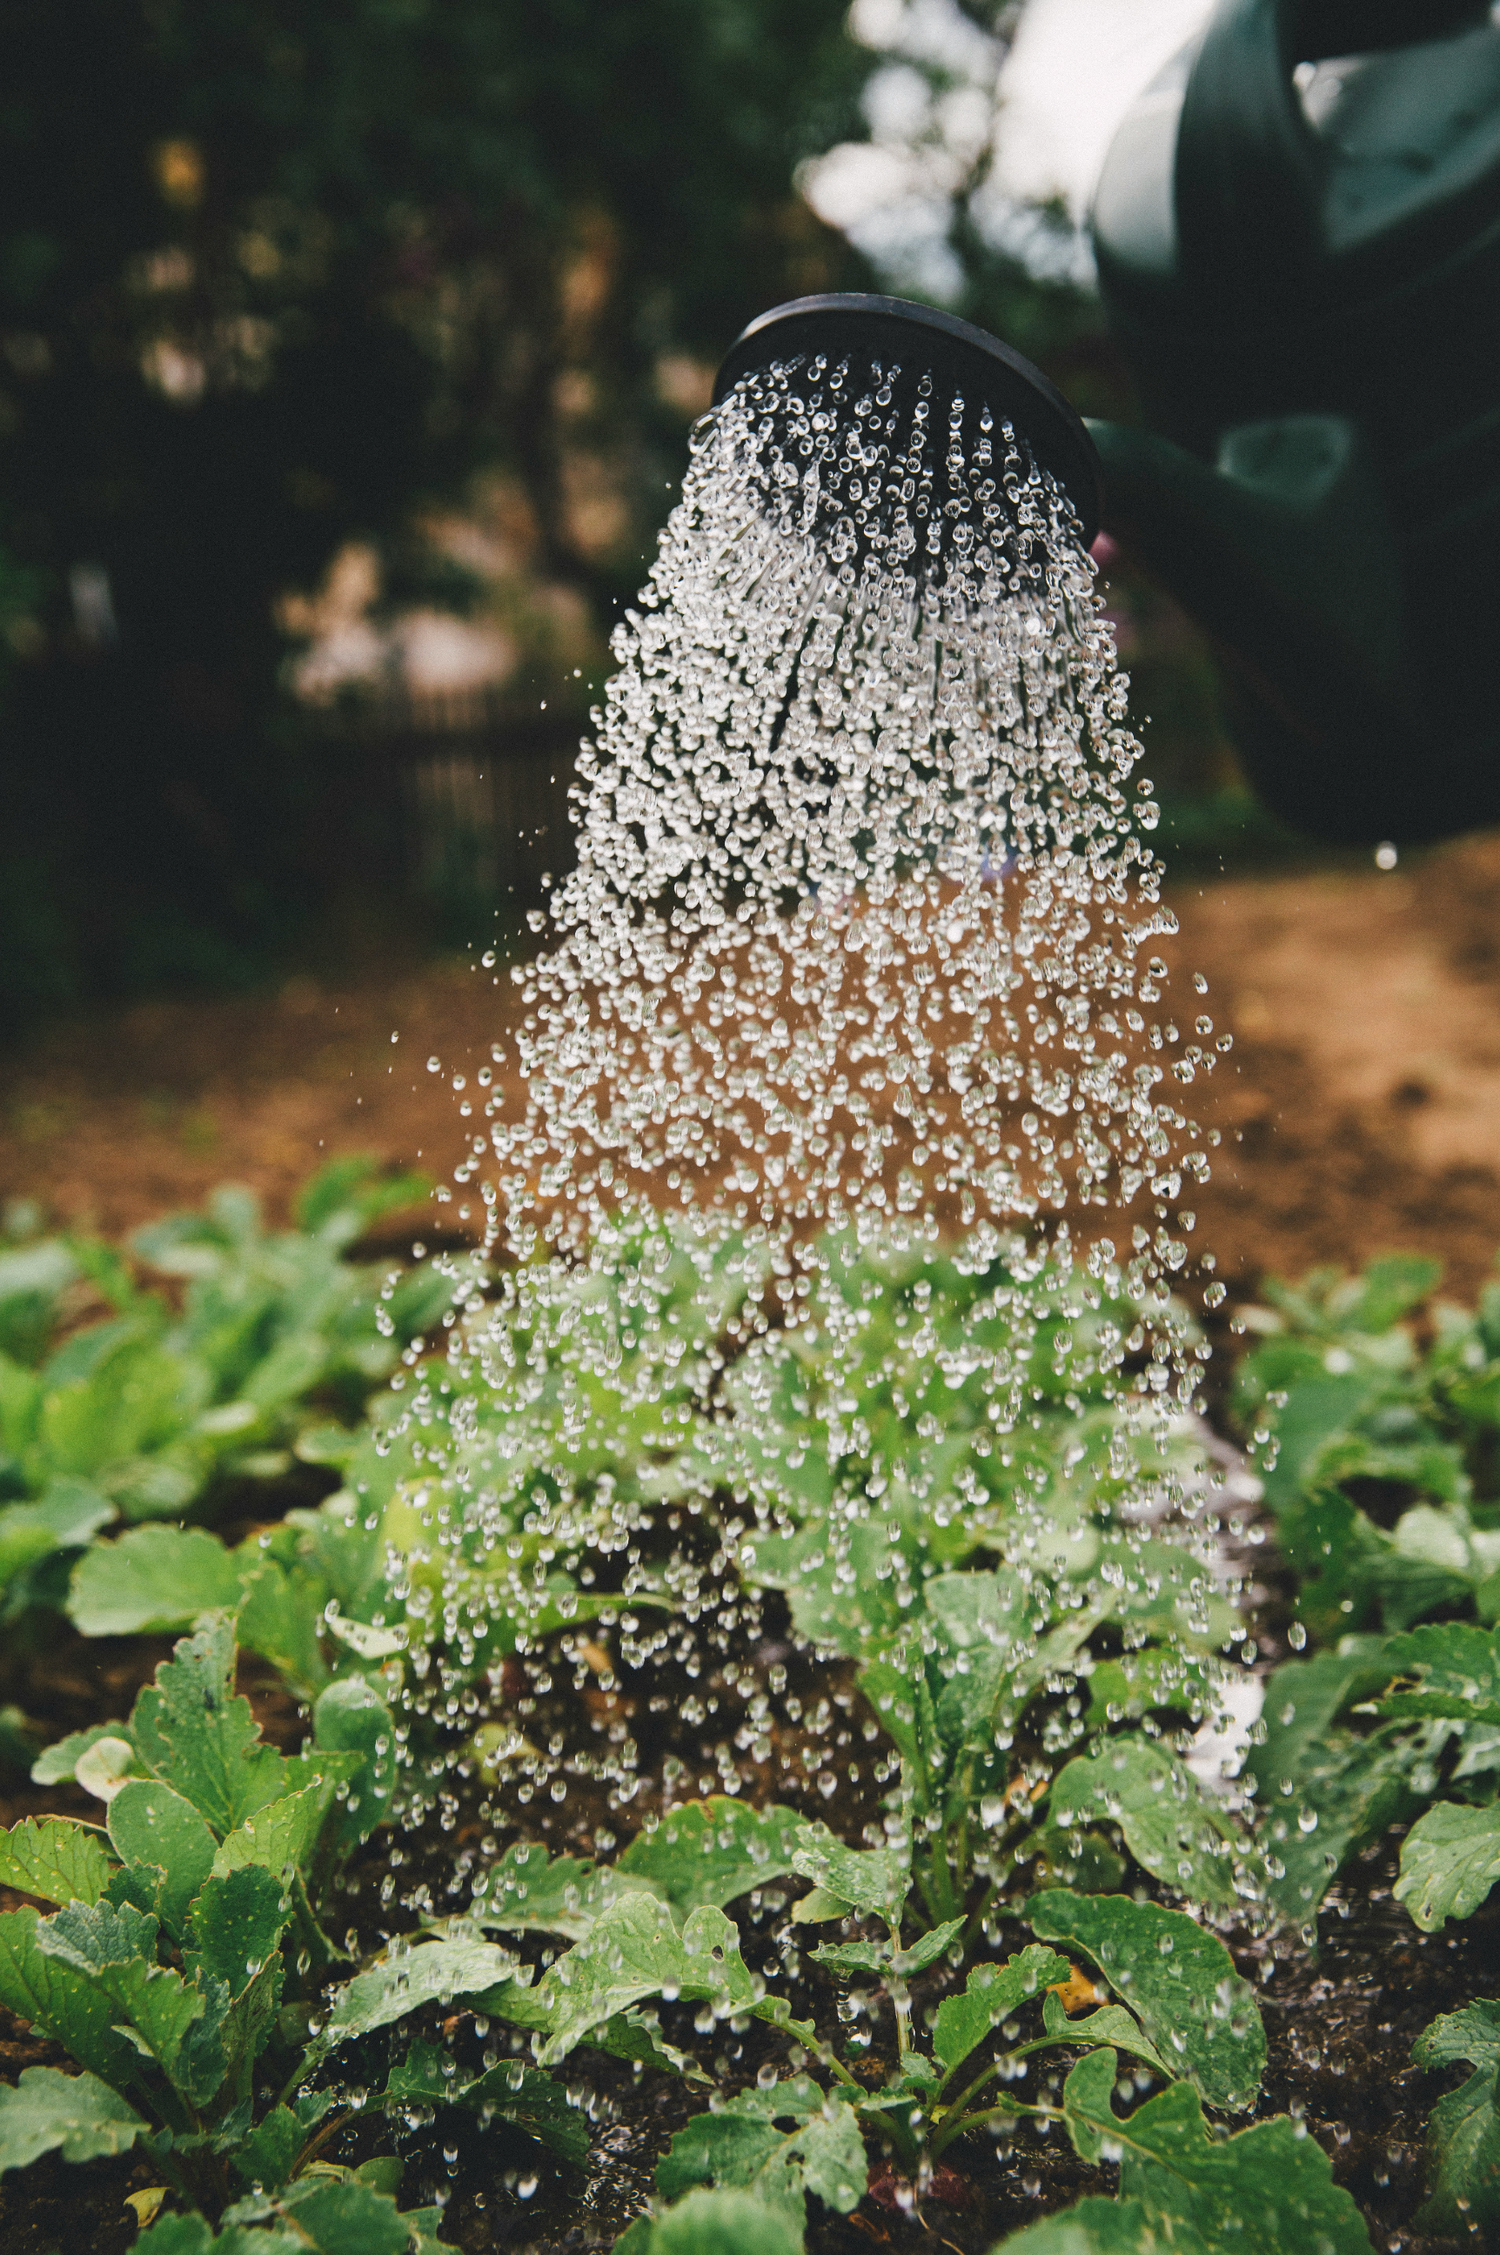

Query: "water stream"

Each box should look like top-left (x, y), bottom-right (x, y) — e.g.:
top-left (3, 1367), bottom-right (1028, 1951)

top-left (374, 348), bottom-right (1236, 2109)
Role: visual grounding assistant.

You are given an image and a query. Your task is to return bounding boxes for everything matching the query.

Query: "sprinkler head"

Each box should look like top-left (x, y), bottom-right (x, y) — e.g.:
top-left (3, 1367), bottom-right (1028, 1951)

top-left (714, 292), bottom-right (1102, 547)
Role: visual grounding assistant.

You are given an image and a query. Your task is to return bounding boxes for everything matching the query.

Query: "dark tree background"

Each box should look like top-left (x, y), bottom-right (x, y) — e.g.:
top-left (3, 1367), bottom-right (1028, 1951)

top-left (0, 0), bottom-right (880, 1022)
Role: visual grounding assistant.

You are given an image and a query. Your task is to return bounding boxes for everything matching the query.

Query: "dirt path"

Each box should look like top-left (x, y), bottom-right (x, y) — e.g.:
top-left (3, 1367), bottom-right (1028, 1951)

top-left (1169, 832), bottom-right (1500, 1302)
top-left (4, 832), bottom-right (1500, 1304)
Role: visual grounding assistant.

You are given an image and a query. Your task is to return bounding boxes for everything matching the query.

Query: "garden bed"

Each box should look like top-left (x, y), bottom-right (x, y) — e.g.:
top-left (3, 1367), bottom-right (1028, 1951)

top-left (4, 834), bottom-right (1500, 2254)
top-left (0, 1163), bottom-right (1498, 2252)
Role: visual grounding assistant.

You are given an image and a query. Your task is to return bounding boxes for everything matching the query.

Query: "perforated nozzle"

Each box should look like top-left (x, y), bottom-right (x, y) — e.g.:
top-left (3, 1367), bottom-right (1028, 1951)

top-left (713, 292), bottom-right (1102, 548)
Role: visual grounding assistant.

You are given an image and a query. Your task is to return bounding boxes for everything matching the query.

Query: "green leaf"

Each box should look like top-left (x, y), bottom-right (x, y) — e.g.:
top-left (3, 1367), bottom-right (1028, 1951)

top-left (312, 1677), bottom-right (396, 1851)
top-left (812, 1915), bottom-right (965, 1981)
top-left (212, 1782), bottom-right (327, 1884)
top-left (0, 2063), bottom-right (144, 2172)
top-left (788, 1826), bottom-right (908, 1924)
top-left (1040, 1989), bottom-right (1170, 2078)
top-left (1026, 1892), bottom-right (1265, 2111)
top-left (0, 1904), bottom-right (142, 2087)
top-left (931, 1944), bottom-right (1072, 2080)
top-left (232, 2102), bottom-right (305, 2192)
top-left (225, 2172), bottom-right (413, 2254)
top-left (1270, 1484), bottom-right (1391, 1642)
top-left (189, 1865), bottom-right (291, 1994)
top-left (234, 1557), bottom-right (331, 1702)
top-left (991, 2197), bottom-right (1193, 2253)
top-left (892, 1915), bottom-right (966, 1977)
top-left (137, 2212), bottom-right (305, 2252)
top-left (470, 1842), bottom-right (640, 1941)
top-left (295, 1153), bottom-right (431, 1242)
top-left (926, 1569), bottom-right (1048, 1754)
top-left (1058, 2051), bottom-right (1374, 2253)
top-left (1048, 1741), bottom-right (1242, 1909)
top-left (516, 1897), bottom-right (757, 2069)
top-left (615, 1798), bottom-right (809, 1919)
top-left (325, 1613), bottom-right (405, 1661)
top-left (1022, 1824), bottom-right (1127, 1898)
top-left (799, 1932), bottom-right (890, 1976)
top-left (0, 1238), bottom-right (79, 1361)
top-left (74, 1732), bottom-right (145, 1802)
top-left (172, 1970), bottom-right (233, 2110)
top-left (1346, 1252), bottom-right (1444, 1331)
top-left (858, 1660), bottom-right (923, 1765)
top-left (1084, 1649), bottom-right (1220, 1734)
top-left (67, 1524), bottom-right (244, 1637)
top-left (657, 2076), bottom-right (867, 2226)
top-left (0, 1815), bottom-right (115, 1907)
top-left (746, 1510), bottom-right (911, 1655)
top-left (1414, 1996), bottom-right (1500, 2075)
top-left (317, 1936), bottom-right (520, 2052)
top-left (787, 1885), bottom-right (851, 1925)
top-left (0, 1480), bottom-right (114, 1597)
top-left (641, 2186), bottom-right (807, 2255)
top-left (1256, 1729), bottom-right (1425, 1924)
top-left (36, 1897), bottom-right (206, 2081)
top-left (41, 1335), bottom-right (208, 1495)
top-left (1248, 1639), bottom-right (1404, 1785)
top-left (1411, 1997), bottom-right (1500, 2235)
top-left (132, 1615), bottom-right (291, 1836)
top-left (31, 1720), bottom-right (129, 1786)
top-left (383, 2039), bottom-right (589, 2165)
top-left (217, 1953), bottom-right (285, 2103)
top-left (588, 2008), bottom-right (705, 2081)
top-left (107, 1778), bottom-right (217, 1935)
top-left (1378, 1622), bottom-right (1500, 1725)
top-left (1394, 1800), bottom-right (1500, 1931)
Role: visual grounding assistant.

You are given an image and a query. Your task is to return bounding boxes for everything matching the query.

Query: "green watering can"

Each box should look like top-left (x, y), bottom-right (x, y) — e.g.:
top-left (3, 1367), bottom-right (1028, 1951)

top-left (1089, 0), bottom-right (1500, 841)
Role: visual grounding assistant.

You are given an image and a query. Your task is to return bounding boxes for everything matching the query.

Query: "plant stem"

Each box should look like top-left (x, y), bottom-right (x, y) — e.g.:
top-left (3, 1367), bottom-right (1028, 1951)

top-left (293, 2108), bottom-right (354, 2177)
top-left (862, 2099), bottom-right (922, 2170)
top-left (914, 1858), bottom-right (948, 1928)
top-left (962, 1873), bottom-right (999, 1948)
top-left (758, 2002), bottom-right (860, 2089)
top-left (931, 2097), bottom-right (1059, 2157)
top-left (892, 1981), bottom-right (913, 2063)
top-left (949, 1754), bottom-right (976, 1901)
top-left (936, 2055), bottom-right (1002, 2126)
top-left (274, 2047), bottom-right (315, 2111)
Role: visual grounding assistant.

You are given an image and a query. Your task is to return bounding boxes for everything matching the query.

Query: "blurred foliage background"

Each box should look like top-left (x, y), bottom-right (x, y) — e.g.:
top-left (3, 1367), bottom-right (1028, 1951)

top-left (0, 0), bottom-right (1262, 1037)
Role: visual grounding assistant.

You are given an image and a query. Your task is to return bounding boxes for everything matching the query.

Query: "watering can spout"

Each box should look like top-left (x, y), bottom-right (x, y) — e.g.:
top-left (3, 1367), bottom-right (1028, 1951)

top-left (1087, 414), bottom-right (1424, 841)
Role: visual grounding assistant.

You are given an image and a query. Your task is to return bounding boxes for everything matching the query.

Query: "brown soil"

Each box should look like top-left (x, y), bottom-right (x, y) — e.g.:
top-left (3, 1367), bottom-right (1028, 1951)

top-left (5, 833), bottom-right (1500, 1310)
top-left (1169, 831), bottom-right (1500, 1306)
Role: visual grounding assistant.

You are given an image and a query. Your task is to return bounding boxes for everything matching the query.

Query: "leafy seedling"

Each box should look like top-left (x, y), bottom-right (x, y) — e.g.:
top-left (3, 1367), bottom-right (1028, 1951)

top-left (0, 1615), bottom-right (575, 2233)
top-left (1409, 1997), bottom-right (1500, 2236)
top-left (989, 2046), bottom-right (1374, 2252)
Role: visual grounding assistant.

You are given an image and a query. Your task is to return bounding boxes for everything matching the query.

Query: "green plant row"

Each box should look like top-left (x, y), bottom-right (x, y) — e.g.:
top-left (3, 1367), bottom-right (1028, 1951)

top-left (0, 1157), bottom-right (454, 1641)
top-left (1231, 1251), bottom-right (1500, 2237)
top-left (0, 1616), bottom-right (474, 2246)
top-left (0, 1179), bottom-right (1267, 2248)
top-left (7, 1181), bottom-right (1500, 2244)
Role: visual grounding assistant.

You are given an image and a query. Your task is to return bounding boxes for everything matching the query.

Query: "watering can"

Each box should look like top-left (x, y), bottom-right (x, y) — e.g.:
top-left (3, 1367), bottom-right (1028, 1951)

top-left (717, 2), bottom-right (1500, 844)
top-left (1088, 0), bottom-right (1500, 842)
